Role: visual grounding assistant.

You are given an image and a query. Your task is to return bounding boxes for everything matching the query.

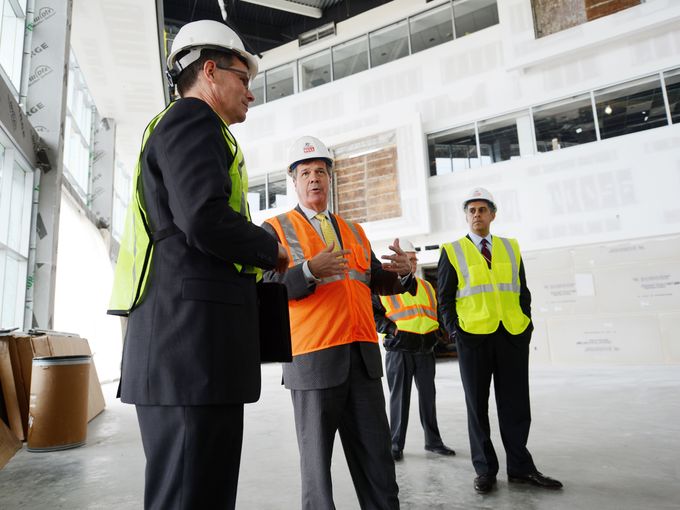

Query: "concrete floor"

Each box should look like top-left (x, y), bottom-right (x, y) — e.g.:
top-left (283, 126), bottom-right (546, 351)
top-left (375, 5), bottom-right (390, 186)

top-left (1, 360), bottom-right (679, 510)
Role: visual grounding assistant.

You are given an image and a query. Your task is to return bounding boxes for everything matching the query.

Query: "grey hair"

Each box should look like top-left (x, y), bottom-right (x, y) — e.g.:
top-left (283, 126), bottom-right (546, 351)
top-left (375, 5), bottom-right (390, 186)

top-left (463, 199), bottom-right (497, 213)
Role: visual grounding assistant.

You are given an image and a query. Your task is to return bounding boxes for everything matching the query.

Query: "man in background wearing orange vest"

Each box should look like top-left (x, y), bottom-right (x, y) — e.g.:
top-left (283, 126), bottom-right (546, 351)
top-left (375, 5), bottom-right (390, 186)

top-left (372, 240), bottom-right (455, 462)
top-left (437, 187), bottom-right (562, 495)
top-left (262, 136), bottom-right (415, 510)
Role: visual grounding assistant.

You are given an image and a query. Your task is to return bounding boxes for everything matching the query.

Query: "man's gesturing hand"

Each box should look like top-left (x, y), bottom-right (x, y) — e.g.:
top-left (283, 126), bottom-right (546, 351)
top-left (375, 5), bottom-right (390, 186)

top-left (381, 238), bottom-right (412, 277)
top-left (308, 242), bottom-right (351, 279)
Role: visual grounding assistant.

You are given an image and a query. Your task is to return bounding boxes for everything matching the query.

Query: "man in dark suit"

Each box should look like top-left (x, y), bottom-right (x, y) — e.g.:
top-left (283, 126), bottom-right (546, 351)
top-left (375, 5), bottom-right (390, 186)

top-left (109, 20), bottom-right (288, 510)
top-left (372, 239), bottom-right (455, 462)
top-left (437, 187), bottom-right (562, 494)
top-left (262, 136), bottom-right (414, 510)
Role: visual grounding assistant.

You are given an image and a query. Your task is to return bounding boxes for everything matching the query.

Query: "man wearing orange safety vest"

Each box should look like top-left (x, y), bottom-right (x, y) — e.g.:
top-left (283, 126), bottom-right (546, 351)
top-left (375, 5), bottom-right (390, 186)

top-left (372, 240), bottom-right (455, 462)
top-left (437, 187), bottom-right (562, 495)
top-left (262, 135), bottom-right (415, 510)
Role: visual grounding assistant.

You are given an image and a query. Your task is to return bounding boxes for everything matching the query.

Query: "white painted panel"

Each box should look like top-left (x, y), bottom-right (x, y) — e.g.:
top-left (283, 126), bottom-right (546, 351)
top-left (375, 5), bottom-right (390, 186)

top-left (594, 261), bottom-right (680, 313)
top-left (529, 317), bottom-right (551, 364)
top-left (530, 272), bottom-right (597, 316)
top-left (658, 312), bottom-right (680, 362)
top-left (571, 236), bottom-right (680, 268)
top-left (547, 315), bottom-right (664, 364)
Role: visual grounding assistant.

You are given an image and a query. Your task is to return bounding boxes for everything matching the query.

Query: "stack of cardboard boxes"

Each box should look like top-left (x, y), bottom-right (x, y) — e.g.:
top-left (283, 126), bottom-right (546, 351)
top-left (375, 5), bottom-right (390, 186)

top-left (0, 330), bottom-right (106, 469)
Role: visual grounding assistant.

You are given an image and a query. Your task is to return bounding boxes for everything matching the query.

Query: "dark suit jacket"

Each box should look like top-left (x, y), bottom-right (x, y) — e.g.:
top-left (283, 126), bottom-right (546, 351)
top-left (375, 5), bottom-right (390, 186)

top-left (262, 206), bottom-right (415, 390)
top-left (119, 98), bottom-right (278, 406)
top-left (437, 234), bottom-right (533, 347)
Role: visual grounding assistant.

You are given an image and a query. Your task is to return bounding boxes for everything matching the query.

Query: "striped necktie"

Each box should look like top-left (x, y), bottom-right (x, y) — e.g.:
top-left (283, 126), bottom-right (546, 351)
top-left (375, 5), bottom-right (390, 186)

top-left (481, 238), bottom-right (492, 268)
top-left (314, 213), bottom-right (340, 252)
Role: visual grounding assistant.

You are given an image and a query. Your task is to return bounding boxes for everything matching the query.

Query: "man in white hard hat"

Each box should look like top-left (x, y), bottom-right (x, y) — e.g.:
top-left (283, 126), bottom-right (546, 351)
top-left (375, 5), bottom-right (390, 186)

top-left (372, 239), bottom-right (456, 461)
top-left (437, 187), bottom-right (562, 494)
top-left (262, 135), bottom-right (414, 510)
top-left (111, 19), bottom-right (289, 510)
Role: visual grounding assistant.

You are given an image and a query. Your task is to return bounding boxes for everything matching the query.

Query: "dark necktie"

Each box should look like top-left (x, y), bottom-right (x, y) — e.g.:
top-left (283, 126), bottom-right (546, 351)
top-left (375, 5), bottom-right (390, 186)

top-left (481, 238), bottom-right (492, 268)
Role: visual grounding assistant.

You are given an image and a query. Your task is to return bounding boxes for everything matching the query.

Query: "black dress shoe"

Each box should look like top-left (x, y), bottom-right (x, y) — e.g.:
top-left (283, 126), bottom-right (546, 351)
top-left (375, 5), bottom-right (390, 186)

top-left (474, 474), bottom-right (497, 494)
top-left (508, 471), bottom-right (563, 489)
top-left (392, 449), bottom-right (403, 461)
top-left (425, 445), bottom-right (456, 456)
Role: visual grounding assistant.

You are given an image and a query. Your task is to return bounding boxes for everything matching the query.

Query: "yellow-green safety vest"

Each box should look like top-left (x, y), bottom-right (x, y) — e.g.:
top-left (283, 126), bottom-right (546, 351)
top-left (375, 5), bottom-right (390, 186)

top-left (442, 236), bottom-right (530, 335)
top-left (108, 102), bottom-right (260, 316)
top-left (380, 277), bottom-right (439, 335)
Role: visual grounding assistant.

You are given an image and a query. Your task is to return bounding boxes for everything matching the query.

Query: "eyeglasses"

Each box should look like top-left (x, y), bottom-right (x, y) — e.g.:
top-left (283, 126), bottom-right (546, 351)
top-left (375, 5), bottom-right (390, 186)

top-left (214, 64), bottom-right (252, 90)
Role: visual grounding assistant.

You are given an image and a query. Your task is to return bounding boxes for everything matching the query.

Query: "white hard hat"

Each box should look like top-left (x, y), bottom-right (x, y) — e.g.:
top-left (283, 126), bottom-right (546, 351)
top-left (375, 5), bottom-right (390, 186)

top-left (287, 136), bottom-right (334, 175)
top-left (462, 187), bottom-right (496, 210)
top-left (167, 20), bottom-right (258, 81)
top-left (400, 239), bottom-right (415, 252)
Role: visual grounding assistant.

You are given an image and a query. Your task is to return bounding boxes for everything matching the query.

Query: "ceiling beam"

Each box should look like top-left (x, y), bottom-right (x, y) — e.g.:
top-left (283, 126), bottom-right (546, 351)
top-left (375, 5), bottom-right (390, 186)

top-left (240, 0), bottom-right (322, 19)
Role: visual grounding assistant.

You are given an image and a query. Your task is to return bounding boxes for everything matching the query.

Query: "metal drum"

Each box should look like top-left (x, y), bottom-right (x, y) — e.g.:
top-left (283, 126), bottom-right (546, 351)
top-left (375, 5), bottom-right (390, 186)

top-left (27, 355), bottom-right (91, 452)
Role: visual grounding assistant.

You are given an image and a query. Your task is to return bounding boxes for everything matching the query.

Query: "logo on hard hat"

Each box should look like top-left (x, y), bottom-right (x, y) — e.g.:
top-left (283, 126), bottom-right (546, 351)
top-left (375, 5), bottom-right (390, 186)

top-left (473, 189), bottom-right (482, 197)
top-left (303, 143), bottom-right (316, 153)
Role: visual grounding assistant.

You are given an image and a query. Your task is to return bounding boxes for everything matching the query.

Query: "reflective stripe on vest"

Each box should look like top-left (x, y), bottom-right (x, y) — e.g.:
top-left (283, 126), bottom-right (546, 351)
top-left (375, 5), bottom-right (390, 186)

top-left (264, 210), bottom-right (377, 355)
top-left (442, 236), bottom-right (530, 335)
top-left (276, 213), bottom-right (371, 288)
top-left (380, 277), bottom-right (439, 334)
top-left (108, 102), bottom-right (259, 316)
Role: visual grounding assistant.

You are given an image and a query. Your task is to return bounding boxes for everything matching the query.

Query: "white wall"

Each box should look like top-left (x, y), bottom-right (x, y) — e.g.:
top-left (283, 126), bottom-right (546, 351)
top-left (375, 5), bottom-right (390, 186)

top-left (54, 194), bottom-right (122, 382)
top-left (236, 0), bottom-right (680, 365)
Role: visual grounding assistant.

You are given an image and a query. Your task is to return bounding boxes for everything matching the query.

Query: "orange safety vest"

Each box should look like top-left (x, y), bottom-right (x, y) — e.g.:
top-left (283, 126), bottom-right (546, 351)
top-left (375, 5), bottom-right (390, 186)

top-left (380, 277), bottom-right (439, 335)
top-left (265, 210), bottom-right (377, 356)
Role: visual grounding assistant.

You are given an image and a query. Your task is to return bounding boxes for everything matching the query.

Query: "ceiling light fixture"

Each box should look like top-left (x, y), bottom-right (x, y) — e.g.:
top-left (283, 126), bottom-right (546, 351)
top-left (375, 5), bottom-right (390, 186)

top-left (575, 127), bottom-right (583, 134)
top-left (241, 0), bottom-right (322, 19)
top-left (604, 105), bottom-right (613, 115)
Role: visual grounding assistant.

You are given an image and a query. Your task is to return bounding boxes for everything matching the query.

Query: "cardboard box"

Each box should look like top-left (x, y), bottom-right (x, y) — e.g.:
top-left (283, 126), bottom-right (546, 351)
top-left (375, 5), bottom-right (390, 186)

top-left (6, 331), bottom-right (106, 438)
top-left (0, 335), bottom-right (24, 440)
top-left (0, 416), bottom-right (21, 470)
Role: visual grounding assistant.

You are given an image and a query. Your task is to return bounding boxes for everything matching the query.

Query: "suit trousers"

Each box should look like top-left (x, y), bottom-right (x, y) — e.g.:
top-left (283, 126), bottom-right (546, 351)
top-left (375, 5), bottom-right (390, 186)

top-left (456, 328), bottom-right (536, 477)
top-left (290, 343), bottom-right (399, 510)
top-left (136, 403), bottom-right (244, 510)
top-left (385, 350), bottom-right (444, 452)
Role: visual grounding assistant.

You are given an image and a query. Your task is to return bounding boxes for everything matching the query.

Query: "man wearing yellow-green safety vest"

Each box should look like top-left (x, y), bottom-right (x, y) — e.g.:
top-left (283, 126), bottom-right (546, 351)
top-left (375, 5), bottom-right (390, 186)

top-left (437, 187), bottom-right (562, 495)
top-left (372, 239), bottom-right (456, 462)
top-left (107, 20), bottom-right (289, 510)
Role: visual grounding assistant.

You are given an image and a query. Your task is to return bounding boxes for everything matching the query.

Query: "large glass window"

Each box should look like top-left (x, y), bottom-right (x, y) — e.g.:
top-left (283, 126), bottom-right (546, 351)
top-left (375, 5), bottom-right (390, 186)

top-left (63, 50), bottom-right (96, 201)
top-left (369, 20), bottom-right (409, 68)
top-left (112, 156), bottom-right (132, 241)
top-left (664, 69), bottom-right (680, 124)
top-left (0, 143), bottom-right (33, 329)
top-left (247, 171), bottom-right (288, 213)
top-left (247, 175), bottom-right (266, 213)
top-left (266, 63), bottom-right (296, 102)
top-left (250, 74), bottom-right (265, 107)
top-left (267, 172), bottom-right (288, 209)
top-left (533, 94), bottom-right (597, 152)
top-left (453, 0), bottom-right (499, 37)
top-left (249, 2), bottom-right (502, 106)
top-left (595, 76), bottom-right (668, 140)
top-left (478, 114), bottom-right (521, 165)
top-left (299, 49), bottom-right (331, 91)
top-left (427, 124), bottom-right (480, 176)
top-left (332, 36), bottom-right (368, 81)
top-left (0, 0), bottom-right (26, 91)
top-left (410, 4), bottom-right (453, 54)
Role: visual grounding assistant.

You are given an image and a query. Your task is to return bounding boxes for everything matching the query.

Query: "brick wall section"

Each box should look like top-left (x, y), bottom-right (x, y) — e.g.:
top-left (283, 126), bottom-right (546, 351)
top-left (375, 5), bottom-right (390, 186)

top-left (585, 0), bottom-right (640, 21)
top-left (531, 0), bottom-right (640, 38)
top-left (334, 146), bottom-right (401, 223)
top-left (532, 0), bottom-right (586, 38)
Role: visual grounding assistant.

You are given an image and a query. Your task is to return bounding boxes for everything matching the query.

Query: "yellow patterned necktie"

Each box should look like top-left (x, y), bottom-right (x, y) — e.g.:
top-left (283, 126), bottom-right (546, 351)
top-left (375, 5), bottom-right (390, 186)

top-left (314, 213), bottom-right (341, 252)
